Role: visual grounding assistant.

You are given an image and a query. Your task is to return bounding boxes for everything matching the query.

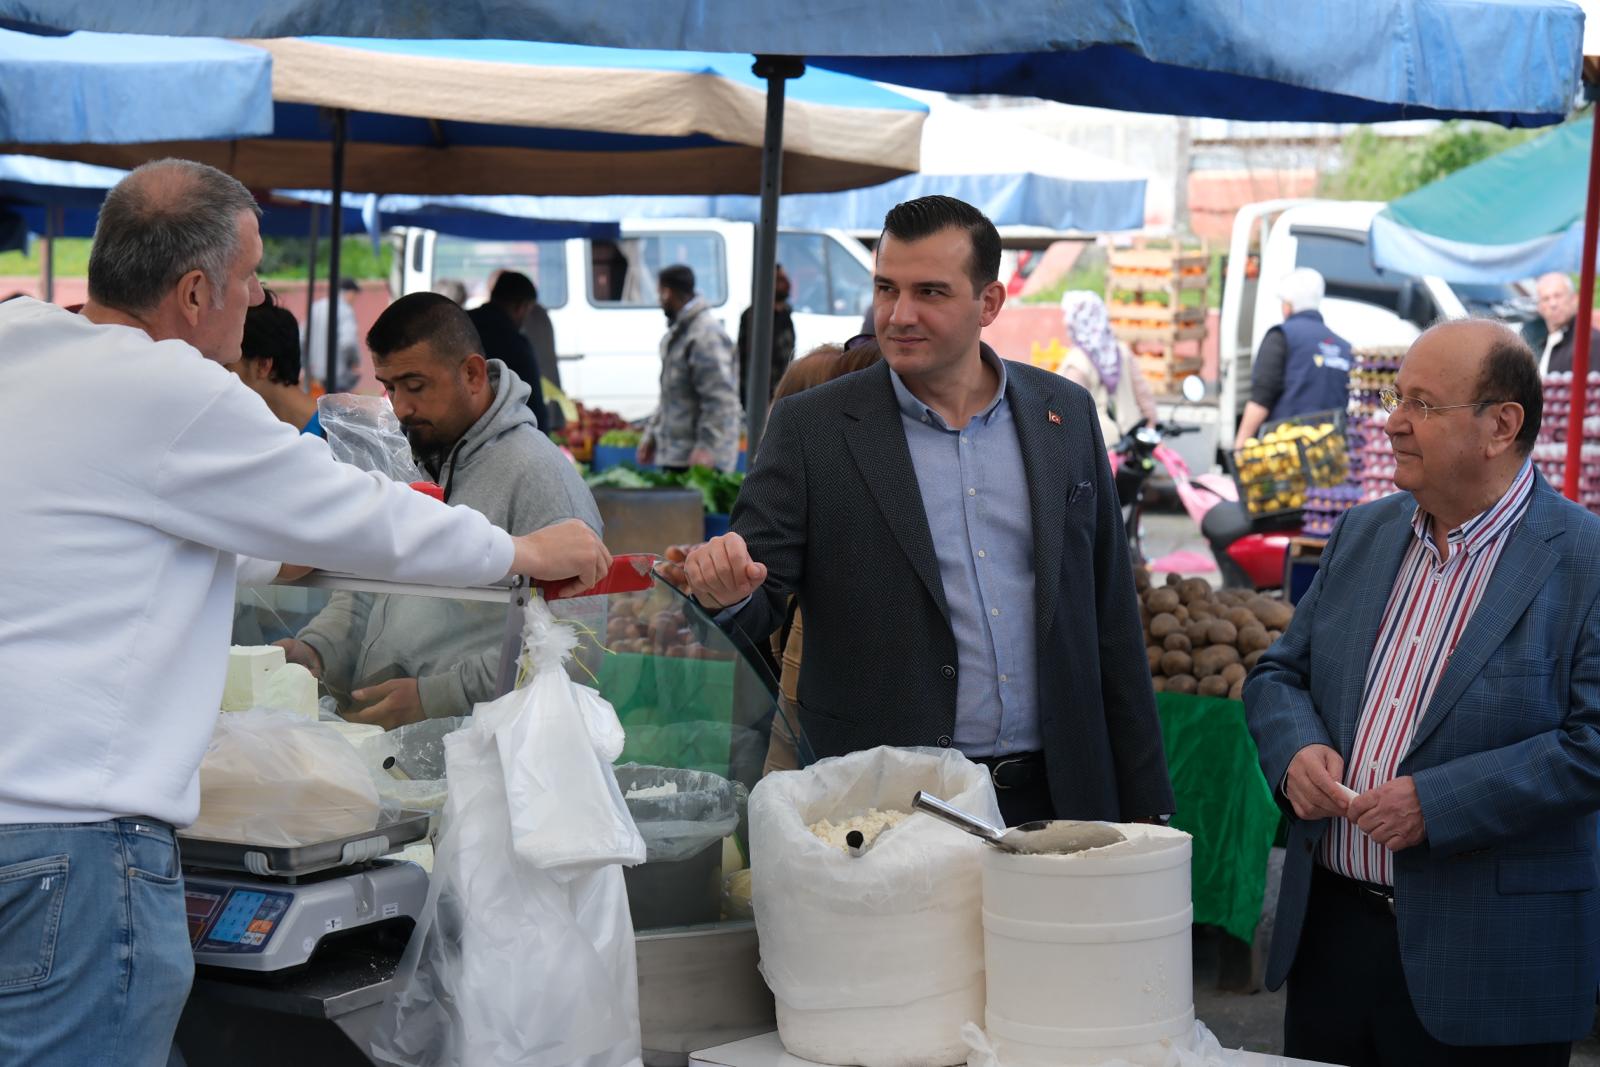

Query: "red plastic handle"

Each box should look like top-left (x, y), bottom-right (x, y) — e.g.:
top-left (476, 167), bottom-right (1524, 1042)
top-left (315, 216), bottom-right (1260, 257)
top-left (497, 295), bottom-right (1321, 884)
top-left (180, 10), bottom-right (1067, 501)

top-left (536, 554), bottom-right (656, 600)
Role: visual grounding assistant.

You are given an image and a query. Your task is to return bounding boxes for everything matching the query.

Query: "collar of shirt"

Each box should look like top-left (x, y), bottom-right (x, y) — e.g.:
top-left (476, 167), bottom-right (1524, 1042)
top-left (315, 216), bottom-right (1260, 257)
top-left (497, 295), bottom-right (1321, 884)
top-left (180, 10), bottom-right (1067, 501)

top-left (887, 343), bottom-right (1008, 431)
top-left (1408, 459), bottom-right (1535, 560)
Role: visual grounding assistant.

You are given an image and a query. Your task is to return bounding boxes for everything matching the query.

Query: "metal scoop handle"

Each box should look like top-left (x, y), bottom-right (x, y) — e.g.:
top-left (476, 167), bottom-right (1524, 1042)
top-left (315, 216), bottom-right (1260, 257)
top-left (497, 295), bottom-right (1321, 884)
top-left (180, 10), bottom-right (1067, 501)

top-left (912, 791), bottom-right (1013, 851)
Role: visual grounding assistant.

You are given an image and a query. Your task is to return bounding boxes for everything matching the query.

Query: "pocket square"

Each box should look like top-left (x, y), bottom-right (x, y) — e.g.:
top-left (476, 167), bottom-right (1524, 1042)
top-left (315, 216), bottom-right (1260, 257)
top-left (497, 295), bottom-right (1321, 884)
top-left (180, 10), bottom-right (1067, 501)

top-left (1068, 480), bottom-right (1094, 504)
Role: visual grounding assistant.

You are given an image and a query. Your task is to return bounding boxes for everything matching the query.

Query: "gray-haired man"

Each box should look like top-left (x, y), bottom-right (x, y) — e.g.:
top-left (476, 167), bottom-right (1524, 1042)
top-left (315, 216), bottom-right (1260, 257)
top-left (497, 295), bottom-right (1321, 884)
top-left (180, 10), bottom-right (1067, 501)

top-left (0, 159), bottom-right (609, 1065)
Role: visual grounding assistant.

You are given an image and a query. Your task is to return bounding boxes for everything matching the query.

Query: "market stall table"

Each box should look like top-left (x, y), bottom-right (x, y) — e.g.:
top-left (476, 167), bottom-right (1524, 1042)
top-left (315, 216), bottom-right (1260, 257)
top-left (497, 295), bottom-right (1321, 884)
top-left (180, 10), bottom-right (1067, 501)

top-left (690, 1031), bottom-right (1341, 1067)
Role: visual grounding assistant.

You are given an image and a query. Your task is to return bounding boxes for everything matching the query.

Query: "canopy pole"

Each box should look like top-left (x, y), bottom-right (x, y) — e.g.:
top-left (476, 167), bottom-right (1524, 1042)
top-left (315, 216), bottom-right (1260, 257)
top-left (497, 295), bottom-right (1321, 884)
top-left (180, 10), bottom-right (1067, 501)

top-left (325, 107), bottom-right (348, 394)
top-left (1564, 106), bottom-right (1600, 503)
top-left (746, 55), bottom-right (805, 456)
top-left (41, 205), bottom-right (57, 304)
top-left (304, 203), bottom-right (320, 392)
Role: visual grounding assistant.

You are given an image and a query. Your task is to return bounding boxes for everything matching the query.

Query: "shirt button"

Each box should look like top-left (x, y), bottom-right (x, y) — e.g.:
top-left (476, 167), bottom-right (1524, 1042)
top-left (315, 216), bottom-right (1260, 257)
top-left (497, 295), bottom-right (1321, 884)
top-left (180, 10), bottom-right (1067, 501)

top-left (961, 435), bottom-right (968, 443)
top-left (977, 550), bottom-right (987, 558)
top-left (921, 414), bottom-right (930, 423)
top-left (999, 674), bottom-right (1009, 683)
top-left (991, 608), bottom-right (1000, 617)
top-left (941, 664), bottom-right (956, 679)
top-left (968, 488), bottom-right (976, 496)
top-left (937, 735), bottom-right (952, 748)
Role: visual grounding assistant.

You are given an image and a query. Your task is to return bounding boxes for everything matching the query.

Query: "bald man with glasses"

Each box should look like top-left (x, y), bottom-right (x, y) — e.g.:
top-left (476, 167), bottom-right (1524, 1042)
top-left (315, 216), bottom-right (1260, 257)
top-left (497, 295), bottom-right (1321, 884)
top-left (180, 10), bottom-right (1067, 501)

top-left (1246, 319), bottom-right (1600, 1065)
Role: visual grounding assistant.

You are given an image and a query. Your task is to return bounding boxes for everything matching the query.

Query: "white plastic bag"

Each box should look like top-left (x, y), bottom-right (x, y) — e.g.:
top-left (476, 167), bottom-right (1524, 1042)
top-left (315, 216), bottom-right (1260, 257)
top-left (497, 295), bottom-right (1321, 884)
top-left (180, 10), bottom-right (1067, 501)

top-left (186, 708), bottom-right (383, 847)
top-left (318, 392), bottom-right (426, 482)
top-left (371, 599), bottom-right (645, 1067)
top-left (750, 746), bottom-right (1002, 1067)
top-left (962, 1019), bottom-right (1245, 1067)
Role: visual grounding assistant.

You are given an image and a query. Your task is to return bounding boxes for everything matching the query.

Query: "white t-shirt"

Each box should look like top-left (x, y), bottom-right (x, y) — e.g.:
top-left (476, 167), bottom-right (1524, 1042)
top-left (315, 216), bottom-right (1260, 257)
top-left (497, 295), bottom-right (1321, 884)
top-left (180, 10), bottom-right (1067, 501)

top-left (0, 299), bottom-right (515, 826)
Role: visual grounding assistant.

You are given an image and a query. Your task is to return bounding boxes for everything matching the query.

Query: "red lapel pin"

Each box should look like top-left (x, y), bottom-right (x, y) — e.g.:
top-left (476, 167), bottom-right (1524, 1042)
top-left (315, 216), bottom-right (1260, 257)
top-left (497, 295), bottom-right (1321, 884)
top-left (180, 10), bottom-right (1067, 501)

top-left (1047, 410), bottom-right (1062, 425)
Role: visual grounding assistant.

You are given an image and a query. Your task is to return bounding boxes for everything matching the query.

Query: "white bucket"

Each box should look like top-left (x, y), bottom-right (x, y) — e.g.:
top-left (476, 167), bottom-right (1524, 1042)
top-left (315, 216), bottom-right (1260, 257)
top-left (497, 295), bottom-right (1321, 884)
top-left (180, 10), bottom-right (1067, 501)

top-left (981, 825), bottom-right (1194, 1067)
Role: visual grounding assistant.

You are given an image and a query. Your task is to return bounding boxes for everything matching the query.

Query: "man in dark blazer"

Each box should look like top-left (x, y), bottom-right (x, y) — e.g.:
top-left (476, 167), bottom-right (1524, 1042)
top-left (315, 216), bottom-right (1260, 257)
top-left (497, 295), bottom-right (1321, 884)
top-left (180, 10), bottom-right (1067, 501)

top-left (685, 196), bottom-right (1172, 826)
top-left (1246, 319), bottom-right (1600, 1065)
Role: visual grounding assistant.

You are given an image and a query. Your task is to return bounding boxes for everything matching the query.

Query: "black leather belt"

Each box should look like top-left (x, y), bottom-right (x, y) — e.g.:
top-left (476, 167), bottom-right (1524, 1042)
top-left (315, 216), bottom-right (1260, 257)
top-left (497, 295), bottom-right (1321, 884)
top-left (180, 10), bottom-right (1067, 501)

top-left (972, 751), bottom-right (1045, 791)
top-left (1315, 863), bottom-right (1396, 916)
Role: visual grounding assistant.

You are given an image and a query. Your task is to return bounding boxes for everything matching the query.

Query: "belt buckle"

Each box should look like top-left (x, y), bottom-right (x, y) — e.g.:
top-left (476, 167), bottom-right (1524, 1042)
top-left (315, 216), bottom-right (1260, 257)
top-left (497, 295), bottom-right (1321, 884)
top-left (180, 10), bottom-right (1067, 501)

top-left (1360, 883), bottom-right (1396, 916)
top-left (989, 756), bottom-right (1025, 791)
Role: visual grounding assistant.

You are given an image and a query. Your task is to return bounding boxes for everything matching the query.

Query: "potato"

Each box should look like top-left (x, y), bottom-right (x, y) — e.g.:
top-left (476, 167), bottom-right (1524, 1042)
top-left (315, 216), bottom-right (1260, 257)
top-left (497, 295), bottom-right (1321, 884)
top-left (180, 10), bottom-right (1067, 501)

top-left (1147, 645), bottom-right (1165, 672)
top-left (1224, 606), bottom-right (1258, 630)
top-left (1146, 588), bottom-right (1182, 615)
top-left (1267, 629), bottom-right (1283, 643)
top-left (1152, 675), bottom-right (1168, 693)
top-left (1166, 571), bottom-right (1183, 587)
top-left (1160, 650), bottom-right (1194, 677)
top-left (1173, 605), bottom-right (1190, 624)
top-left (1198, 675), bottom-right (1231, 697)
top-left (1228, 678), bottom-right (1245, 701)
top-left (1247, 595), bottom-right (1294, 631)
top-left (1165, 673), bottom-right (1198, 695)
top-left (1236, 624), bottom-right (1271, 654)
top-left (1243, 650), bottom-right (1264, 669)
top-left (1149, 613), bottom-right (1181, 639)
top-left (1163, 632), bottom-right (1192, 653)
top-left (1178, 578), bottom-right (1213, 605)
top-left (1206, 619), bottom-right (1238, 646)
top-left (1192, 644), bottom-right (1241, 678)
top-left (1220, 662), bottom-right (1248, 687)
top-left (1134, 565), bottom-right (1152, 592)
top-left (1185, 620), bottom-right (1213, 645)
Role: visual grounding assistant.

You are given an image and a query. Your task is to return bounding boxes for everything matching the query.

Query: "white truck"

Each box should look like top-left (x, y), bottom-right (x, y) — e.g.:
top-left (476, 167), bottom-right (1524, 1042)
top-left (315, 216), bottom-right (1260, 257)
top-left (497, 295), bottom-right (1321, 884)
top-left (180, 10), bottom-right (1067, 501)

top-left (1216, 198), bottom-right (1534, 444)
top-left (391, 219), bottom-right (876, 419)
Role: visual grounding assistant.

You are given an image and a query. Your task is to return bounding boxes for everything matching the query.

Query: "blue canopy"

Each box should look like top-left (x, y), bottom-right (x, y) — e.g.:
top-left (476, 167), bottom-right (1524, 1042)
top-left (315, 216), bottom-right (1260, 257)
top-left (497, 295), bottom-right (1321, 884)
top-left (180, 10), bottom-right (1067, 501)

top-left (0, 30), bottom-right (271, 143)
top-left (0, 0), bottom-right (1581, 126)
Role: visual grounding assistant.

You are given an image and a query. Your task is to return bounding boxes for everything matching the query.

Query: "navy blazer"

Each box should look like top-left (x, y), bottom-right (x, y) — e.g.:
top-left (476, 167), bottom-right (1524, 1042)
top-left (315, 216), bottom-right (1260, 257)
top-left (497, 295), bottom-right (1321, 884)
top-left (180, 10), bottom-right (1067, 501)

top-left (1246, 474), bottom-right (1600, 1045)
top-left (724, 357), bottom-right (1173, 821)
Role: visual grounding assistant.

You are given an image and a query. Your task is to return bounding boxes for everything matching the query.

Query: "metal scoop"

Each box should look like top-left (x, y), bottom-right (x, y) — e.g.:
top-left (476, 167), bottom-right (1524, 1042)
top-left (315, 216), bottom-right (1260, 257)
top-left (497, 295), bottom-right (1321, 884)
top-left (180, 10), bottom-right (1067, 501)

top-left (912, 791), bottom-right (1127, 855)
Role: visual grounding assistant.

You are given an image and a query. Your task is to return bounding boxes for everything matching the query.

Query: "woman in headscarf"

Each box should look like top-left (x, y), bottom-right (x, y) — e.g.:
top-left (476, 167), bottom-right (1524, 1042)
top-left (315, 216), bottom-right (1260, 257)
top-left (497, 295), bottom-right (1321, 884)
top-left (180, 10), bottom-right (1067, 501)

top-left (1055, 290), bottom-right (1160, 444)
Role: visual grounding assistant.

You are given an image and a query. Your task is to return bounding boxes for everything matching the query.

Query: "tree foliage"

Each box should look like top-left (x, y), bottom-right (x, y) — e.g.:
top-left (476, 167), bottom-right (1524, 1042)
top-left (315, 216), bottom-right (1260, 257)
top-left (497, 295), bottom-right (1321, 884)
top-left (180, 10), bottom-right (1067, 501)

top-left (1318, 120), bottom-right (1544, 201)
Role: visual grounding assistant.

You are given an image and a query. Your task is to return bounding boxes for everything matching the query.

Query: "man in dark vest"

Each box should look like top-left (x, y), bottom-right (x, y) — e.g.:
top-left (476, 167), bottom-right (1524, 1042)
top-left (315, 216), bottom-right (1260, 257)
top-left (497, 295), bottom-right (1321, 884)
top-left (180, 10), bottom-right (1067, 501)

top-left (1234, 268), bottom-right (1352, 449)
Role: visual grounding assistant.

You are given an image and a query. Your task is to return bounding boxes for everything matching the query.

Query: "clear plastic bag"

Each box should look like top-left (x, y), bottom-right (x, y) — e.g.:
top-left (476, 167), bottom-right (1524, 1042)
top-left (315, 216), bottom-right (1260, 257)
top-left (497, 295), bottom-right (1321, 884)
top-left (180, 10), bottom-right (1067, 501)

top-left (615, 764), bottom-right (740, 864)
top-left (750, 746), bottom-right (1002, 1067)
top-left (318, 392), bottom-right (426, 482)
top-left (186, 708), bottom-right (387, 847)
top-left (371, 599), bottom-right (645, 1067)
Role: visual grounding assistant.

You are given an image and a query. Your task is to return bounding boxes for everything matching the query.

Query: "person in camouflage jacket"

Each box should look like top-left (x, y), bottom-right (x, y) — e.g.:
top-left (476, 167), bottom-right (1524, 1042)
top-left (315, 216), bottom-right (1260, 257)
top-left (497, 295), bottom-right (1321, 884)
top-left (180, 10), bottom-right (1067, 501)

top-left (637, 263), bottom-right (742, 472)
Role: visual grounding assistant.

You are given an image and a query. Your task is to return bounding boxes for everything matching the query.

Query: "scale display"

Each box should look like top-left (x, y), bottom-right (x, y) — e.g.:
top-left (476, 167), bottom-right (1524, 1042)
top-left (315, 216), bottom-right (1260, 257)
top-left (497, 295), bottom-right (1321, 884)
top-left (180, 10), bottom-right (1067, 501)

top-left (185, 882), bottom-right (293, 954)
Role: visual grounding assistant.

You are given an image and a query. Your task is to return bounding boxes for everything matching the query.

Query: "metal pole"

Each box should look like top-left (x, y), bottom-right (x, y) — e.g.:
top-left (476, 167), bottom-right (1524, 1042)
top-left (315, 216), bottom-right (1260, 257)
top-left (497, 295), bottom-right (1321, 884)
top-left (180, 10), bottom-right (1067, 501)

top-left (41, 205), bottom-right (57, 304)
top-left (1564, 108), bottom-right (1600, 502)
top-left (303, 203), bottom-right (319, 392)
top-left (325, 108), bottom-right (348, 394)
top-left (745, 55), bottom-right (805, 455)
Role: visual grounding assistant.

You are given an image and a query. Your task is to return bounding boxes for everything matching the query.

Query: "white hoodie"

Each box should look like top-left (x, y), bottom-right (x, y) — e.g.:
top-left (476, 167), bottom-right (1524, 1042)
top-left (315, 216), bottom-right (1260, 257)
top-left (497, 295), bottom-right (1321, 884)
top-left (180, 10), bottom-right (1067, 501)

top-left (0, 298), bottom-right (515, 827)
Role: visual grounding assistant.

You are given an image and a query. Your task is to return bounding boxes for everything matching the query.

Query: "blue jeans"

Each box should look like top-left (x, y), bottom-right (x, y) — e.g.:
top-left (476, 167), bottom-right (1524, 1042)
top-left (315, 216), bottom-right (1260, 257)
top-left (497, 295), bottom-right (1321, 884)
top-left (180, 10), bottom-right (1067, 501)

top-left (0, 819), bottom-right (193, 1066)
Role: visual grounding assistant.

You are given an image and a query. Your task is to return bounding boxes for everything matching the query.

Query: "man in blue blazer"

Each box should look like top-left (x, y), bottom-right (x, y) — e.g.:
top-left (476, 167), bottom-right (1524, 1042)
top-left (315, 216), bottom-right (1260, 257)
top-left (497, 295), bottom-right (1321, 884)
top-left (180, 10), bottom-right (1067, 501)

top-left (684, 196), bottom-right (1173, 827)
top-left (1246, 319), bottom-right (1600, 1065)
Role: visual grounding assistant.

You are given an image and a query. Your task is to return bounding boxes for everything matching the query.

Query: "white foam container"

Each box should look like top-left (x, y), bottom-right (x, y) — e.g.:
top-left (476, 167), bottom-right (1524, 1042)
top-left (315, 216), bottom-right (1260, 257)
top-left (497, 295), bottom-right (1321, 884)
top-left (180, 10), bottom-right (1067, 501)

top-left (982, 825), bottom-right (1194, 1067)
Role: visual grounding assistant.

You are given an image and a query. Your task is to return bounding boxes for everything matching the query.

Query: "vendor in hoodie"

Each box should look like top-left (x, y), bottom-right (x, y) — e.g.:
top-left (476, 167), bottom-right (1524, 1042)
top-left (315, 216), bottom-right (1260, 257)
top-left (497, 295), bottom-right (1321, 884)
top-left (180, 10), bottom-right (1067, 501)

top-left (278, 292), bottom-right (602, 729)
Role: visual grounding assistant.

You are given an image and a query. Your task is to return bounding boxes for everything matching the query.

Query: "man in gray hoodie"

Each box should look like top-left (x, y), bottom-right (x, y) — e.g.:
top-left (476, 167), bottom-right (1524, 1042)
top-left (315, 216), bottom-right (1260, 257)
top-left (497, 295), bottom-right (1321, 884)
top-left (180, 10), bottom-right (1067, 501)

top-left (279, 293), bottom-right (602, 728)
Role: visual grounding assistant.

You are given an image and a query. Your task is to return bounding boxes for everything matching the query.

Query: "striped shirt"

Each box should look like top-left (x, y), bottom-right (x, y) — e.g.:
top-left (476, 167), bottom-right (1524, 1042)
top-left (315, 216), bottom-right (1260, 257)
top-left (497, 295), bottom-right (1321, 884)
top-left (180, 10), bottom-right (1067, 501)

top-left (1322, 460), bottom-right (1535, 885)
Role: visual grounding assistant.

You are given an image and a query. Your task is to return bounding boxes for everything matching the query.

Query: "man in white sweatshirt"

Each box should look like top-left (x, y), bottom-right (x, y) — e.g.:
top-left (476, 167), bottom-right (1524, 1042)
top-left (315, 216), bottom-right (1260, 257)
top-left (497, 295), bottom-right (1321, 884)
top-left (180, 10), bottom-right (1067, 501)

top-left (0, 159), bottom-right (610, 1067)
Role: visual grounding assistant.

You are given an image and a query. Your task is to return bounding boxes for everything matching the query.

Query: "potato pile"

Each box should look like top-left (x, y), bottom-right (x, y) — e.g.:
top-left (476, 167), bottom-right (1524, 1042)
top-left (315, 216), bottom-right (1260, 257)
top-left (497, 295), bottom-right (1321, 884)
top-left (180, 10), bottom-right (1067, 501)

top-left (1134, 568), bottom-right (1293, 701)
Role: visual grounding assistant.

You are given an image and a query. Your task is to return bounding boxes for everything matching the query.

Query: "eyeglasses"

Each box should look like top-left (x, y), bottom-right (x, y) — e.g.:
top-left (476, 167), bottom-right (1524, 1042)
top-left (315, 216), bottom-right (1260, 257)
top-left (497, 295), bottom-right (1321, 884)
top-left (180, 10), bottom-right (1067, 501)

top-left (1378, 387), bottom-right (1507, 420)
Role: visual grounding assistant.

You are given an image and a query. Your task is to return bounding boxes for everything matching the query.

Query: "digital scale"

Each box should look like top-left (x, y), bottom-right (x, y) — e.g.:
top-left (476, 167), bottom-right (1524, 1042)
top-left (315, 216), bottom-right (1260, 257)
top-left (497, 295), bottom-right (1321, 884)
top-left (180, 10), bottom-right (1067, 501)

top-left (179, 811), bottom-right (431, 974)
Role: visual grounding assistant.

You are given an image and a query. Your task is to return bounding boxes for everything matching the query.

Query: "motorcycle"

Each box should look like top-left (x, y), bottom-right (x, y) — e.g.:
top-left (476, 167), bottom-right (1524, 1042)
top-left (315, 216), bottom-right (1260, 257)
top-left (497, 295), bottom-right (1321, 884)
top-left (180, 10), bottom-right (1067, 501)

top-left (1110, 379), bottom-right (1297, 590)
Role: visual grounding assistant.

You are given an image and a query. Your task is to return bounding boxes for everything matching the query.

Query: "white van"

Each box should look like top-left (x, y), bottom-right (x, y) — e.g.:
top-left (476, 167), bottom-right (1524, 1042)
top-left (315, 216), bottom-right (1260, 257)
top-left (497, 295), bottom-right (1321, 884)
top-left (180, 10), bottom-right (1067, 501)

top-left (391, 219), bottom-right (876, 419)
top-left (1217, 198), bottom-right (1534, 443)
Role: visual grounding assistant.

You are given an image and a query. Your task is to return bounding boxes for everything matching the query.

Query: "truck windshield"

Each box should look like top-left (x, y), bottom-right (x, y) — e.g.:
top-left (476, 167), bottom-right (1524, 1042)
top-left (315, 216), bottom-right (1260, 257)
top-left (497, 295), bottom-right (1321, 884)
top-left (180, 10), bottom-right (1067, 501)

top-left (433, 237), bottom-right (569, 309)
top-left (1292, 228), bottom-right (1525, 326)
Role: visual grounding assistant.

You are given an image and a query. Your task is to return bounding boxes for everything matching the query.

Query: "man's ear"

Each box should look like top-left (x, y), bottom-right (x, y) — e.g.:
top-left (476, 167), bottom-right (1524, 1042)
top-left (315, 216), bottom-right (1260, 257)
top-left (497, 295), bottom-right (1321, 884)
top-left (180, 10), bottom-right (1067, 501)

top-left (978, 279), bottom-right (1007, 329)
top-left (462, 352), bottom-right (489, 391)
top-left (175, 269), bottom-right (208, 327)
top-left (1487, 401), bottom-right (1525, 457)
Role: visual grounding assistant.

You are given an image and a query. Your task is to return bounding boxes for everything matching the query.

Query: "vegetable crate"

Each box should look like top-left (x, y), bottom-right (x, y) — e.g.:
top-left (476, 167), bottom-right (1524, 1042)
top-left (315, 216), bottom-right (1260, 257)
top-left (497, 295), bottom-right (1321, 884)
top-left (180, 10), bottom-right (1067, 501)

top-left (1224, 409), bottom-right (1349, 519)
top-left (1105, 239), bottom-right (1210, 396)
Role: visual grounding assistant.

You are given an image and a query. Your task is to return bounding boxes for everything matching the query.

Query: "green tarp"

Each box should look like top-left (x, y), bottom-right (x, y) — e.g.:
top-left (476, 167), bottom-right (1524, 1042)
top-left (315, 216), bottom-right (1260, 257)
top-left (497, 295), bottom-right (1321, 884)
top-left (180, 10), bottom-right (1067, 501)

top-left (1158, 691), bottom-right (1284, 945)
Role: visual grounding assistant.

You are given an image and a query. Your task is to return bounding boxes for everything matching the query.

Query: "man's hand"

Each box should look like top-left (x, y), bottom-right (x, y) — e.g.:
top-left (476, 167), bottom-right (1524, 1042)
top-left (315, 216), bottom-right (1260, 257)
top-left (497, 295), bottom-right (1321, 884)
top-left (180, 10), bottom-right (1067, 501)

top-left (273, 638), bottom-right (324, 679)
top-left (1349, 776), bottom-right (1426, 852)
top-left (684, 532), bottom-right (767, 611)
top-left (636, 439), bottom-right (656, 465)
top-left (275, 564), bottom-right (314, 582)
top-left (688, 447), bottom-right (716, 469)
top-left (655, 542), bottom-right (702, 594)
top-left (1284, 744), bottom-right (1352, 821)
top-left (509, 518), bottom-right (612, 597)
top-left (345, 678), bottom-right (426, 732)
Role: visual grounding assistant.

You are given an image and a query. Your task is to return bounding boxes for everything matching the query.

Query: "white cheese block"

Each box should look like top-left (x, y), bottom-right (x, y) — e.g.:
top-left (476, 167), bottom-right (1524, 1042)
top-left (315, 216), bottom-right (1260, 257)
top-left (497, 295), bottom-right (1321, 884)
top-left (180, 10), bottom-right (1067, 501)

top-left (257, 662), bottom-right (320, 718)
top-left (221, 645), bottom-right (287, 711)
